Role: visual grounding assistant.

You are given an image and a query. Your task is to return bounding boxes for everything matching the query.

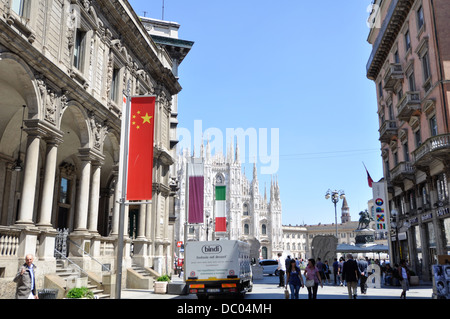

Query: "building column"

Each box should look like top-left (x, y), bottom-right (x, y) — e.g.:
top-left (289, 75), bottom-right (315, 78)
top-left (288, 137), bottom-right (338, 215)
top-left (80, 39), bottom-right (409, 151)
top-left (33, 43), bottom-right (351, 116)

top-left (37, 138), bottom-right (62, 227)
top-left (74, 151), bottom-right (92, 232)
top-left (88, 163), bottom-right (102, 234)
top-left (15, 131), bottom-right (41, 225)
top-left (111, 166), bottom-right (120, 236)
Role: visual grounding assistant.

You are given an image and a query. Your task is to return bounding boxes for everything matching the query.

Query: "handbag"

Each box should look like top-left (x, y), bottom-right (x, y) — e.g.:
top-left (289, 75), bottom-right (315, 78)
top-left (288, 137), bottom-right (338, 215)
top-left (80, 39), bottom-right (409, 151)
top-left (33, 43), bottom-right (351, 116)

top-left (284, 288), bottom-right (290, 299)
top-left (305, 279), bottom-right (315, 287)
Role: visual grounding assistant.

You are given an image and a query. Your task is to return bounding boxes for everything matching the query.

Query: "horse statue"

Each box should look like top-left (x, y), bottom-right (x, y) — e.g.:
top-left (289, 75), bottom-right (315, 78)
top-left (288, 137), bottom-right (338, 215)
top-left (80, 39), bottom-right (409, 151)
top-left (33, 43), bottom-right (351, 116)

top-left (357, 210), bottom-right (373, 230)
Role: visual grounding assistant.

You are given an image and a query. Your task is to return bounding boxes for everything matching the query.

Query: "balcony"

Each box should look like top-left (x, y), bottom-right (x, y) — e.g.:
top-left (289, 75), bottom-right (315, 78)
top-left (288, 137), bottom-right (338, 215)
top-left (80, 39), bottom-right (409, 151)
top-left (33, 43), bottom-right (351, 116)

top-left (396, 91), bottom-right (421, 121)
top-left (413, 134), bottom-right (450, 166)
top-left (383, 63), bottom-right (403, 91)
top-left (379, 120), bottom-right (398, 143)
top-left (390, 161), bottom-right (415, 185)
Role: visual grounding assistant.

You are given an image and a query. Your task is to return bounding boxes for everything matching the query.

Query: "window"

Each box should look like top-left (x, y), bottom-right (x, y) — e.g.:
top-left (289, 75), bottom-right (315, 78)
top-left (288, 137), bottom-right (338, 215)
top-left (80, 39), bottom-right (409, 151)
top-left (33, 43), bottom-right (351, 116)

top-left (243, 203), bottom-right (249, 216)
top-left (430, 116), bottom-right (438, 136)
top-left (405, 30), bottom-right (411, 52)
top-left (422, 52), bottom-right (431, 81)
top-left (417, 5), bottom-right (424, 30)
top-left (394, 50), bottom-right (400, 63)
top-left (110, 67), bottom-right (120, 102)
top-left (415, 129), bottom-right (422, 147)
top-left (403, 142), bottom-right (410, 162)
top-left (378, 81), bottom-right (383, 98)
top-left (59, 178), bottom-right (70, 204)
top-left (408, 71), bottom-right (416, 91)
top-left (262, 224), bottom-right (267, 235)
top-left (393, 151), bottom-right (398, 166)
top-left (11, 0), bottom-right (27, 16)
top-left (73, 29), bottom-right (86, 70)
top-left (244, 224), bottom-right (249, 235)
top-left (397, 88), bottom-right (403, 101)
top-left (388, 103), bottom-right (394, 120)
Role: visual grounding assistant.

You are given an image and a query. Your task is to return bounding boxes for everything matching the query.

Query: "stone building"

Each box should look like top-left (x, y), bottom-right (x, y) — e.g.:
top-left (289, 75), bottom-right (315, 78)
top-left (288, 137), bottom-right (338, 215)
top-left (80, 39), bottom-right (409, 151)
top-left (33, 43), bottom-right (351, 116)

top-left (367, 0), bottom-right (450, 281)
top-left (174, 142), bottom-right (283, 260)
top-left (0, 0), bottom-right (190, 297)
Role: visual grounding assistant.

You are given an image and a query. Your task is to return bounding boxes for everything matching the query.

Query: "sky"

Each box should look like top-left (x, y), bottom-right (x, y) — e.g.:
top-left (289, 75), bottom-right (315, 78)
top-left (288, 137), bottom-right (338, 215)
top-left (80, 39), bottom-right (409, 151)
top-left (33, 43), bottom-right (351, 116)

top-left (128, 0), bottom-right (383, 226)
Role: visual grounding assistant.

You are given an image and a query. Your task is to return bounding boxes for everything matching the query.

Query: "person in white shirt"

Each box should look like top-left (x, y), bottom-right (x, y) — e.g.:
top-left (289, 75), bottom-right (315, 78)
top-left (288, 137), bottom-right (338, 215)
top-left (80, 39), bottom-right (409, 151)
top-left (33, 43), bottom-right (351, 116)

top-left (277, 253), bottom-right (286, 287)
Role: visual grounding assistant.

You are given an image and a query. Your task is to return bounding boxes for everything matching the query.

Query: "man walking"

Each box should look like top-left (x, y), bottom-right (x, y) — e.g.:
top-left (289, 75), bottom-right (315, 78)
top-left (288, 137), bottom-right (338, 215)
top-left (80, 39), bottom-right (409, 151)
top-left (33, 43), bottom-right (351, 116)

top-left (342, 253), bottom-right (360, 299)
top-left (332, 258), bottom-right (339, 285)
top-left (13, 254), bottom-right (38, 299)
top-left (357, 256), bottom-right (369, 294)
top-left (277, 253), bottom-right (286, 287)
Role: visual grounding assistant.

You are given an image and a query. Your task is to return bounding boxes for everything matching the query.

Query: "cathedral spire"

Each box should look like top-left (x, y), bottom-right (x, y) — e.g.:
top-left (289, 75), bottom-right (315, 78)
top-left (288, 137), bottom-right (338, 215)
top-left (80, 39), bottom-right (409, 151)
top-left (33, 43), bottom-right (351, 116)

top-left (235, 139), bottom-right (240, 163)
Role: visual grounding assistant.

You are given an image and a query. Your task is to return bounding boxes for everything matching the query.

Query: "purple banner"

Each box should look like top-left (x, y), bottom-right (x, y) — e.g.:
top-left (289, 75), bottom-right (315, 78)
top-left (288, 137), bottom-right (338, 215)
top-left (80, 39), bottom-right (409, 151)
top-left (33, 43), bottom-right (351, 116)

top-left (188, 176), bottom-right (204, 224)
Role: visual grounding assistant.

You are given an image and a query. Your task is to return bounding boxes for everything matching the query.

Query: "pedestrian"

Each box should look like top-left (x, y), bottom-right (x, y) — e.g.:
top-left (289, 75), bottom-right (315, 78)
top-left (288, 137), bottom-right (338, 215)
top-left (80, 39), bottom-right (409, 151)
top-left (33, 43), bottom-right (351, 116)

top-left (286, 259), bottom-right (304, 299)
top-left (316, 257), bottom-right (325, 282)
top-left (285, 255), bottom-right (291, 272)
top-left (398, 259), bottom-right (410, 299)
top-left (384, 263), bottom-right (393, 285)
top-left (277, 253), bottom-right (286, 287)
top-left (357, 256), bottom-right (369, 294)
top-left (332, 258), bottom-right (339, 285)
top-left (337, 257), bottom-right (345, 286)
top-left (304, 258), bottom-right (323, 299)
top-left (13, 254), bottom-right (38, 299)
top-left (323, 260), bottom-right (331, 284)
top-left (342, 253), bottom-right (360, 299)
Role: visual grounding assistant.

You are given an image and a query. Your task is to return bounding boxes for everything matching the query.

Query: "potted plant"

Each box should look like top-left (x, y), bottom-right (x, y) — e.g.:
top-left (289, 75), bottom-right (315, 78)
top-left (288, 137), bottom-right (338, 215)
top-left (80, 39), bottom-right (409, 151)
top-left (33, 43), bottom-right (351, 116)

top-left (154, 274), bottom-right (170, 294)
top-left (66, 287), bottom-right (95, 299)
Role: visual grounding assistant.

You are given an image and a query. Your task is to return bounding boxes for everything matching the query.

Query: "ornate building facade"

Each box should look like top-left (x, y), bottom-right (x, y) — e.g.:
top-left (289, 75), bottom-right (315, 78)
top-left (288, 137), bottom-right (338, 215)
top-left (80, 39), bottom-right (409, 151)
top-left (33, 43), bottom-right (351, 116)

top-left (0, 0), bottom-right (190, 297)
top-left (367, 0), bottom-right (450, 281)
top-left (174, 142), bottom-right (283, 260)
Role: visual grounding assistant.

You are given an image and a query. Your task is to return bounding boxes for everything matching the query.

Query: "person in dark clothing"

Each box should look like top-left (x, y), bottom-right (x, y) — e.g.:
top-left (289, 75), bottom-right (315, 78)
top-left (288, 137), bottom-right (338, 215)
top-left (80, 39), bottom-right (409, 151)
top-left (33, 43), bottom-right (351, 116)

top-left (332, 258), bottom-right (339, 285)
top-left (342, 253), bottom-right (360, 299)
top-left (357, 256), bottom-right (369, 294)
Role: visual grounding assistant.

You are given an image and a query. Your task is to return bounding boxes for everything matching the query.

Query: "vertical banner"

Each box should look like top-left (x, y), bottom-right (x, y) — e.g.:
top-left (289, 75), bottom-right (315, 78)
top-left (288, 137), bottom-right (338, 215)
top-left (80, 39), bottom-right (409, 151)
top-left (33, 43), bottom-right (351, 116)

top-left (372, 181), bottom-right (387, 231)
top-left (187, 158), bottom-right (204, 224)
top-left (215, 185), bottom-right (226, 232)
top-left (126, 96), bottom-right (155, 200)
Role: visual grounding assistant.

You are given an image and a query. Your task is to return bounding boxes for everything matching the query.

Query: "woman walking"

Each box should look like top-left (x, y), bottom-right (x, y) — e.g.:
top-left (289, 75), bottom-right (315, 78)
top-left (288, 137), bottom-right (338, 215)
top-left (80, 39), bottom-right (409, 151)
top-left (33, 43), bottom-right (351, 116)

top-left (304, 258), bottom-right (323, 299)
top-left (286, 259), bottom-right (304, 299)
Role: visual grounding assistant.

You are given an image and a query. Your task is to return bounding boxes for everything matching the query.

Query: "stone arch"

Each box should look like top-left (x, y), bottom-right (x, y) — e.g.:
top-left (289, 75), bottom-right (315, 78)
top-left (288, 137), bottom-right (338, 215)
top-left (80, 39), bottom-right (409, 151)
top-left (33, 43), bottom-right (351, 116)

top-left (59, 100), bottom-right (91, 149)
top-left (0, 51), bottom-right (41, 118)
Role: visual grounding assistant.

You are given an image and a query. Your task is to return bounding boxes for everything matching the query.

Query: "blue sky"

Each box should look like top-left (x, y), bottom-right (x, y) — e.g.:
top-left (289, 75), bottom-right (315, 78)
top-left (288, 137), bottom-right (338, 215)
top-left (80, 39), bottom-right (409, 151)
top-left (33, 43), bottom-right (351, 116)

top-left (128, 0), bottom-right (383, 225)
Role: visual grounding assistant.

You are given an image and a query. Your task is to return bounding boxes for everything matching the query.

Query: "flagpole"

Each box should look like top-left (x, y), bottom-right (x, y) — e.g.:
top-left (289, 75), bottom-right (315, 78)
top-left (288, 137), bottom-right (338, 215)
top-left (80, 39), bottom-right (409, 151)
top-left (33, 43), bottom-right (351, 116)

top-left (115, 80), bottom-right (132, 299)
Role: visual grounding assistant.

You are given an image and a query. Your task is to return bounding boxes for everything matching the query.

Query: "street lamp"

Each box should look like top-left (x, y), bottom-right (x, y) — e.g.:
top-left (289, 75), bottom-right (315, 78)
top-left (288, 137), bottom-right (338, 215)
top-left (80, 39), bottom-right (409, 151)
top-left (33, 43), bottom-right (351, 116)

top-left (325, 189), bottom-right (345, 238)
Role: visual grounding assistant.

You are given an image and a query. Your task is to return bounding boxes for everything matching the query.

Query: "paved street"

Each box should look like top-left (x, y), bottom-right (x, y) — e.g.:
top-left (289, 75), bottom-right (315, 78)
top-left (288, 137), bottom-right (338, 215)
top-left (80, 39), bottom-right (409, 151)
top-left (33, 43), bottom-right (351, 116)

top-left (121, 274), bottom-right (433, 300)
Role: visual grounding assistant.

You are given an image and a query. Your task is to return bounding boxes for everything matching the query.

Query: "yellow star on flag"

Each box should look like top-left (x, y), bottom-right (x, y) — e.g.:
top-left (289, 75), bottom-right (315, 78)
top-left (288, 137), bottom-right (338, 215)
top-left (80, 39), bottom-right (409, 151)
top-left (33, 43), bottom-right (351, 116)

top-left (141, 113), bottom-right (152, 124)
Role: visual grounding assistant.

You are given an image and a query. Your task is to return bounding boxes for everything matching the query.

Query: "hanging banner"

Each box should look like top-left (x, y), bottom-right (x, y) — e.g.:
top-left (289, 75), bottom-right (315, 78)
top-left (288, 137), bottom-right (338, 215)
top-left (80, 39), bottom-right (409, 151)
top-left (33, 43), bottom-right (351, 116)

top-left (126, 96), bottom-right (155, 200)
top-left (215, 185), bottom-right (226, 232)
top-left (372, 181), bottom-right (387, 232)
top-left (187, 158), bottom-right (204, 224)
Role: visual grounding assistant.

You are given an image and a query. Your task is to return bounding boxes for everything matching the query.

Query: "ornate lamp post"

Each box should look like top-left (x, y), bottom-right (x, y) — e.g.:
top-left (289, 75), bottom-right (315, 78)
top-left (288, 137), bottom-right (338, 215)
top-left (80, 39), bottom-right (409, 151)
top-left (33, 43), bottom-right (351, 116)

top-left (325, 189), bottom-right (345, 238)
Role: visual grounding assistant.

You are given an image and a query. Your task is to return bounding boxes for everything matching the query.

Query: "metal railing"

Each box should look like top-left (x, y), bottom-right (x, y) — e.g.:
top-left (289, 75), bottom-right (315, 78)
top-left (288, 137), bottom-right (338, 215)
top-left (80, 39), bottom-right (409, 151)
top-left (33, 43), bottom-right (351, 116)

top-left (67, 238), bottom-right (111, 272)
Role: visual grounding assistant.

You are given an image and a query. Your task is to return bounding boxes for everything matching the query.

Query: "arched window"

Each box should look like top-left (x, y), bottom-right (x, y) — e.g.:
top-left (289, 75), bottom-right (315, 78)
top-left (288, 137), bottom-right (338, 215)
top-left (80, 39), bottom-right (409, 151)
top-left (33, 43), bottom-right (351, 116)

top-left (244, 224), bottom-right (249, 235)
top-left (261, 247), bottom-right (268, 259)
top-left (243, 203), bottom-right (249, 216)
top-left (261, 224), bottom-right (267, 235)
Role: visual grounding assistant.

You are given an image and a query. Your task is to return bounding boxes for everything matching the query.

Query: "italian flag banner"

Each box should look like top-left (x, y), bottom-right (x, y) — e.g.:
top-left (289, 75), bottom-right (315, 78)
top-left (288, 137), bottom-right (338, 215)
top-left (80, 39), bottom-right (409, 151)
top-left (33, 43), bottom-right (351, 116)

top-left (215, 185), bottom-right (226, 232)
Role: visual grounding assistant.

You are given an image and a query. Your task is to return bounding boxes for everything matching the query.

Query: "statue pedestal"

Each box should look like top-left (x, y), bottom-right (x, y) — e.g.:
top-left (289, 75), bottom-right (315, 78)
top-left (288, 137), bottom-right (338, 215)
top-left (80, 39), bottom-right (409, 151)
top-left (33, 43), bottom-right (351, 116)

top-left (355, 228), bottom-right (375, 246)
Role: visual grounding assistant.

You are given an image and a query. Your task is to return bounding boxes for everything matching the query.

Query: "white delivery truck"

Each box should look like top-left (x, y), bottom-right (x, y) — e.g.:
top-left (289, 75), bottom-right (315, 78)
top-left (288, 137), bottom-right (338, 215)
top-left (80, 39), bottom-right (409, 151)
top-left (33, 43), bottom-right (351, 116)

top-left (185, 240), bottom-right (253, 299)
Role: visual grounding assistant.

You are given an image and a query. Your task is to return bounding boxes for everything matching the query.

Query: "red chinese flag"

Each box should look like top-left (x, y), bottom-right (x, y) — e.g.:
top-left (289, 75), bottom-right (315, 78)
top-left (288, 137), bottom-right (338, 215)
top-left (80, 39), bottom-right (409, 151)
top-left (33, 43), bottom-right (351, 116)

top-left (126, 96), bottom-right (155, 200)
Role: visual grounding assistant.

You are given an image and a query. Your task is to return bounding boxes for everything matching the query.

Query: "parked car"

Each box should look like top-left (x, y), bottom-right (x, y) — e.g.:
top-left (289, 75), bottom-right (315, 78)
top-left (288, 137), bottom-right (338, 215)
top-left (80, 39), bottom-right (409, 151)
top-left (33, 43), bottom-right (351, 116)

top-left (259, 259), bottom-right (279, 276)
